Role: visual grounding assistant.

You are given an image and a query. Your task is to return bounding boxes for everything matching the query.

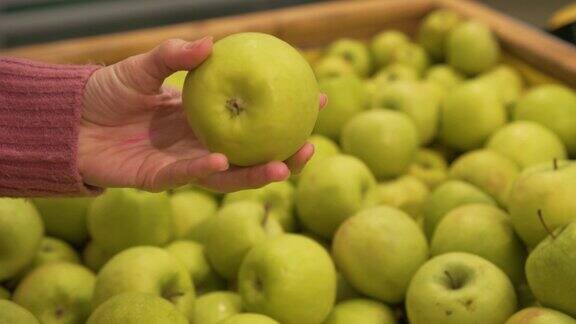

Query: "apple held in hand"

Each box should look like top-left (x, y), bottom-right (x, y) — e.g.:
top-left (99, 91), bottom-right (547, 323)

top-left (238, 234), bottom-right (336, 324)
top-left (183, 32), bottom-right (319, 166)
top-left (406, 252), bottom-right (517, 324)
top-left (506, 307), bottom-right (576, 324)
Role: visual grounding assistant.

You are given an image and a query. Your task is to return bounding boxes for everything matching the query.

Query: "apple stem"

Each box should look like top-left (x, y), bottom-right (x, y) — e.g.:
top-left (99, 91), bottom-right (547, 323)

top-left (553, 158), bottom-right (558, 170)
top-left (537, 209), bottom-right (556, 239)
top-left (226, 98), bottom-right (246, 116)
top-left (444, 270), bottom-right (457, 289)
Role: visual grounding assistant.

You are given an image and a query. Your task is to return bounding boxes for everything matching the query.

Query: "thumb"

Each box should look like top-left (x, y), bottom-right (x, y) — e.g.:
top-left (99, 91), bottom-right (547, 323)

top-left (125, 37), bottom-right (213, 93)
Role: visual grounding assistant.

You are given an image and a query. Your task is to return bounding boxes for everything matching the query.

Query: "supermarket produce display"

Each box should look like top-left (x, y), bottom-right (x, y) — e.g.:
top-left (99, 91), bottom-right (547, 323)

top-left (1, 7), bottom-right (576, 324)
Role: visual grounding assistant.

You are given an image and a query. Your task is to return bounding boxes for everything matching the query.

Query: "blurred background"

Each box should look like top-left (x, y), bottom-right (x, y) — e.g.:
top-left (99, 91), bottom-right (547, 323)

top-left (1, 0), bottom-right (575, 49)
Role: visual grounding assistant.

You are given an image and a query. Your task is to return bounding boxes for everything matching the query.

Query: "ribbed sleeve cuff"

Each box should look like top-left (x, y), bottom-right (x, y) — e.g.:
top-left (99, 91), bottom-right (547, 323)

top-left (0, 57), bottom-right (103, 197)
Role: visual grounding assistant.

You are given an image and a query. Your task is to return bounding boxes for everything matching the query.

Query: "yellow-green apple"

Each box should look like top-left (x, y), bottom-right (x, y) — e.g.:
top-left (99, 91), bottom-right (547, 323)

top-left (170, 190), bottom-right (217, 241)
top-left (163, 71), bottom-right (187, 90)
top-left (371, 63), bottom-right (419, 87)
top-left (408, 149), bottom-right (448, 189)
top-left (371, 81), bottom-right (440, 145)
top-left (324, 298), bottom-right (397, 324)
top-left (219, 313), bottom-right (279, 324)
top-left (439, 81), bottom-right (506, 151)
top-left (32, 197), bottom-right (91, 246)
top-left (477, 65), bottom-right (524, 109)
top-left (486, 121), bottom-right (567, 169)
top-left (87, 292), bottom-right (187, 324)
top-left (313, 56), bottom-right (355, 80)
top-left (424, 64), bottom-right (464, 90)
top-left (370, 30), bottom-right (410, 69)
top-left (223, 181), bottom-right (295, 231)
top-left (448, 149), bottom-right (519, 207)
top-left (204, 201), bottom-right (283, 280)
top-left (0, 199), bottom-right (43, 281)
top-left (82, 242), bottom-right (113, 273)
top-left (447, 21), bottom-right (500, 75)
top-left (389, 43), bottom-right (430, 75)
top-left (13, 263), bottom-right (95, 324)
top-left (92, 246), bottom-right (196, 320)
top-left (314, 75), bottom-right (368, 140)
top-left (508, 160), bottom-right (576, 248)
top-left (327, 39), bottom-right (372, 77)
top-left (238, 234), bottom-right (336, 324)
top-left (192, 291), bottom-right (241, 324)
top-left (333, 206), bottom-right (428, 303)
top-left (88, 188), bottom-right (173, 254)
top-left (422, 180), bottom-right (496, 238)
top-left (183, 32), bottom-right (318, 166)
top-left (165, 240), bottom-right (224, 295)
top-left (0, 300), bottom-right (39, 324)
top-left (342, 110), bottom-right (419, 179)
top-left (406, 252), bottom-right (516, 324)
top-left (368, 175), bottom-right (430, 218)
top-left (291, 135), bottom-right (340, 184)
top-left (295, 154), bottom-right (376, 239)
top-left (526, 221), bottom-right (576, 317)
top-left (431, 204), bottom-right (526, 284)
top-left (514, 84), bottom-right (576, 156)
top-left (506, 307), bottom-right (576, 324)
top-left (418, 9), bottom-right (462, 61)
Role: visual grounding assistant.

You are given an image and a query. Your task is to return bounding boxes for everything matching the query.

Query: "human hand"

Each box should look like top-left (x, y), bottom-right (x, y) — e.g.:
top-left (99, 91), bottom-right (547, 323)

top-left (80, 37), bottom-right (326, 193)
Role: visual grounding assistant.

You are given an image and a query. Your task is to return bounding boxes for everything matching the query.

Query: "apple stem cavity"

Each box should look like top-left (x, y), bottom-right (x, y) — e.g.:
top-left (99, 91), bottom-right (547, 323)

top-left (444, 270), bottom-right (458, 290)
top-left (553, 158), bottom-right (558, 170)
top-left (537, 209), bottom-right (556, 239)
top-left (226, 98), bottom-right (246, 117)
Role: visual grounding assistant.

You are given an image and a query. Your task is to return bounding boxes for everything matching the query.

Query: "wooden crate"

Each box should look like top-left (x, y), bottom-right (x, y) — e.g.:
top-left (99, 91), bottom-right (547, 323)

top-left (2, 0), bottom-right (575, 86)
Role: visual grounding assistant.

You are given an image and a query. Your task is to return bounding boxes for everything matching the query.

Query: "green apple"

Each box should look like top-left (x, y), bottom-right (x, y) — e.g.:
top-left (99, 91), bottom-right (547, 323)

top-left (439, 80), bottom-right (507, 151)
top-left (223, 181), bottom-right (295, 231)
top-left (32, 197), bottom-right (91, 246)
top-left (183, 32), bottom-right (318, 166)
top-left (408, 148), bottom-right (448, 189)
top-left (514, 84), bottom-right (576, 156)
top-left (170, 190), bottom-right (217, 241)
top-left (88, 188), bottom-right (173, 254)
top-left (418, 9), bottom-right (462, 61)
top-left (508, 160), bottom-right (576, 248)
top-left (406, 252), bottom-right (516, 324)
top-left (333, 206), bottom-right (428, 303)
top-left (389, 43), bottom-right (430, 75)
top-left (342, 110), bottom-right (419, 179)
top-left (327, 39), bottom-right (372, 77)
top-left (0, 198), bottom-right (43, 281)
top-left (87, 292), bottom-right (187, 324)
top-left (478, 65), bottom-right (524, 109)
top-left (163, 70), bottom-right (187, 90)
top-left (82, 242), bottom-right (114, 273)
top-left (0, 300), bottom-right (39, 324)
top-left (192, 291), bottom-right (241, 324)
top-left (92, 246), bottom-right (196, 320)
top-left (314, 75), bottom-right (368, 140)
top-left (335, 272), bottom-right (361, 302)
top-left (486, 121), bottom-right (567, 169)
top-left (313, 56), bottom-right (355, 80)
top-left (447, 21), bottom-right (500, 75)
top-left (295, 154), bottom-right (376, 239)
top-left (13, 263), bottom-right (95, 324)
top-left (425, 64), bottom-right (464, 90)
top-left (506, 307), bottom-right (576, 324)
top-left (238, 234), bottom-right (336, 324)
top-left (291, 135), bottom-right (340, 184)
top-left (526, 221), bottom-right (576, 317)
top-left (371, 63), bottom-right (419, 87)
top-left (431, 204), bottom-right (526, 284)
top-left (205, 201), bottom-right (283, 280)
top-left (448, 149), bottom-right (519, 207)
top-left (422, 180), bottom-right (497, 238)
top-left (370, 30), bottom-right (410, 69)
top-left (324, 298), bottom-right (397, 324)
top-left (371, 81), bottom-right (440, 145)
top-left (219, 313), bottom-right (279, 324)
top-left (0, 287), bottom-right (9, 300)
top-left (165, 240), bottom-right (224, 294)
top-left (368, 175), bottom-right (430, 218)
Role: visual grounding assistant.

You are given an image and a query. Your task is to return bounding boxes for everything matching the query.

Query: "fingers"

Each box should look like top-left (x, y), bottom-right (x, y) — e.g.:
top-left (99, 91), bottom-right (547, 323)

top-left (285, 142), bottom-right (315, 175)
top-left (319, 93), bottom-right (328, 109)
top-left (196, 161), bottom-right (290, 193)
top-left (152, 153), bottom-right (228, 191)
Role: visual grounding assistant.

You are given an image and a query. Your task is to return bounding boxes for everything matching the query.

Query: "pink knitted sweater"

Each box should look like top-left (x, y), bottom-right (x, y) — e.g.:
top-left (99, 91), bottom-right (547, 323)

top-left (0, 57), bottom-right (101, 197)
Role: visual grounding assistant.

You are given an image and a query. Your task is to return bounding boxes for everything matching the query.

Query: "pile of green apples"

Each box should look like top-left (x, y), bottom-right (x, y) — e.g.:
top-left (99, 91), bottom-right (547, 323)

top-left (2, 8), bottom-right (576, 324)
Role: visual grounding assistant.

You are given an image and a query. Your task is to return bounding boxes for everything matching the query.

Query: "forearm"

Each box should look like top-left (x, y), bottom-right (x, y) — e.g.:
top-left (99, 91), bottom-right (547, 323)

top-left (0, 57), bottom-right (102, 197)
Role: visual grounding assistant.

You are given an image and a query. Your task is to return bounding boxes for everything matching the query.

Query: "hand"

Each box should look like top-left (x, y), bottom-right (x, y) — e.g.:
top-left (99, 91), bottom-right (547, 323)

top-left (80, 37), bottom-right (326, 193)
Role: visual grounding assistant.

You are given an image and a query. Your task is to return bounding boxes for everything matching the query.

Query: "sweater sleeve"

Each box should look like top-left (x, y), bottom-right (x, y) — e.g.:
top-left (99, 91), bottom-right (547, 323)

top-left (0, 57), bottom-right (103, 197)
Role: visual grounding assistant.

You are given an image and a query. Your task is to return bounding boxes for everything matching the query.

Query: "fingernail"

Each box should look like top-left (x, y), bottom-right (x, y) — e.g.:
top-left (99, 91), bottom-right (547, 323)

top-left (185, 36), bottom-right (213, 50)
